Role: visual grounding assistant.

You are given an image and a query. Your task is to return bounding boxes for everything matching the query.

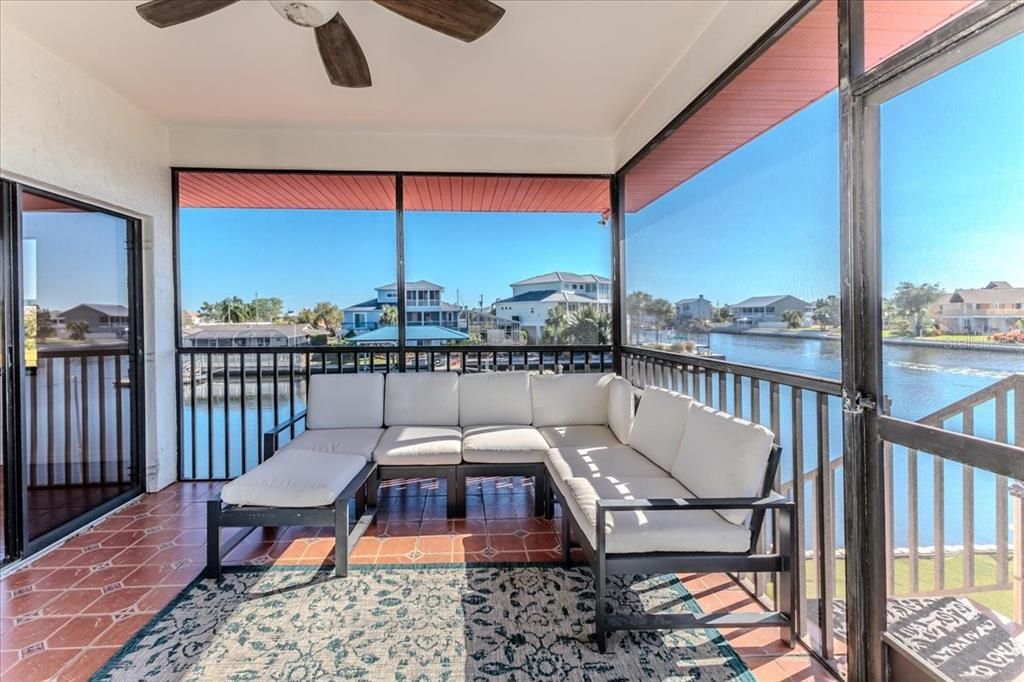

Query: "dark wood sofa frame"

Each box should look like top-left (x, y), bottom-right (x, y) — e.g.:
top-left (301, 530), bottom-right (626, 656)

top-left (551, 443), bottom-right (797, 652)
top-left (263, 410), bottom-right (548, 519)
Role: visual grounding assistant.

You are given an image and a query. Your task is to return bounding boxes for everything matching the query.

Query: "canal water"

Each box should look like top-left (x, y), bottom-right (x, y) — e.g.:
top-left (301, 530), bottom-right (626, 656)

top-left (181, 334), bottom-right (1022, 549)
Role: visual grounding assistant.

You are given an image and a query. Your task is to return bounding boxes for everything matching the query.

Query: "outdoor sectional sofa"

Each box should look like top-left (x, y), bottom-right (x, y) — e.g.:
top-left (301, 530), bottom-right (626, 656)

top-left (206, 370), bottom-right (796, 651)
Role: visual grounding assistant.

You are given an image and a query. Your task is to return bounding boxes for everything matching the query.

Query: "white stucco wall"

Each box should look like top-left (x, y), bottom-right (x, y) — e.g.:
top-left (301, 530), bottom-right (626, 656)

top-left (0, 23), bottom-right (177, 491)
top-left (169, 124), bottom-right (613, 174)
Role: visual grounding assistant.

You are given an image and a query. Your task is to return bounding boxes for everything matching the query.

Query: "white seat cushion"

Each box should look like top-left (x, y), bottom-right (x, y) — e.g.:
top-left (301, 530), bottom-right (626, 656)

top-left (531, 373), bottom-right (613, 427)
top-left (607, 376), bottom-right (636, 444)
top-left (385, 372), bottom-right (459, 426)
top-left (462, 425), bottom-right (549, 463)
top-left (538, 425), bottom-right (623, 449)
top-left (221, 449), bottom-right (367, 508)
top-left (373, 425), bottom-right (462, 465)
top-left (672, 403), bottom-right (775, 526)
top-left (546, 446), bottom-right (668, 486)
top-left (280, 428), bottom-right (383, 460)
top-left (459, 372), bottom-right (532, 427)
top-left (563, 476), bottom-right (752, 554)
top-left (305, 373), bottom-right (384, 429)
top-left (629, 387), bottom-right (695, 472)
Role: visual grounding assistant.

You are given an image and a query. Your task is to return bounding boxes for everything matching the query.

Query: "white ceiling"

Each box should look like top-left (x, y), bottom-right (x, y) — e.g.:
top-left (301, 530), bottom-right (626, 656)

top-left (0, 0), bottom-right (735, 137)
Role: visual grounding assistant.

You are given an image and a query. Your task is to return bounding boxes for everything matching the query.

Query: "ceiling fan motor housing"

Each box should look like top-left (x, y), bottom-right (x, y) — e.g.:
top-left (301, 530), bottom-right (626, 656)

top-left (269, 0), bottom-right (344, 28)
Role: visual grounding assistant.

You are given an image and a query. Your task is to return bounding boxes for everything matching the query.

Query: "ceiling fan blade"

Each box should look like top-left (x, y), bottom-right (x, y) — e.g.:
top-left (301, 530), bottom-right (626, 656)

top-left (315, 13), bottom-right (372, 88)
top-left (374, 0), bottom-right (504, 42)
top-left (136, 0), bottom-right (239, 28)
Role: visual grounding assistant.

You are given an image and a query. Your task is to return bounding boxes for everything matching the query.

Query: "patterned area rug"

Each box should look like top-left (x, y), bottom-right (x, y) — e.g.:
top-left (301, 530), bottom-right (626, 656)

top-left (94, 563), bottom-right (754, 681)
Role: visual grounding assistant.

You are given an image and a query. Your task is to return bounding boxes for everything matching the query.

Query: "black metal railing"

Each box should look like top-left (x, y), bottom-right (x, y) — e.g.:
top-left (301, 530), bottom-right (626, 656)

top-left (26, 347), bottom-right (134, 487)
top-left (176, 345), bottom-right (613, 480)
top-left (622, 346), bottom-right (844, 662)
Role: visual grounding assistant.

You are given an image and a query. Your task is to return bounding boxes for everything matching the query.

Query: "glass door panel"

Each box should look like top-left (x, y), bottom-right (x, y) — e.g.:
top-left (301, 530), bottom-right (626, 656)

top-left (20, 189), bottom-right (139, 543)
top-left (875, 29), bottom-right (1024, 678)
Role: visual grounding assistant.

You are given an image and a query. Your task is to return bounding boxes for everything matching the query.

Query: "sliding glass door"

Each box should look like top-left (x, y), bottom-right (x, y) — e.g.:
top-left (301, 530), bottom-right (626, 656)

top-left (0, 182), bottom-right (144, 562)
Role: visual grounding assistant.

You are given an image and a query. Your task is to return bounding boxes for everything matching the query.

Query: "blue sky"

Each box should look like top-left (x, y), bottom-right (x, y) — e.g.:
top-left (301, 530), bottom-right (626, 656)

top-left (174, 33), bottom-right (1022, 313)
top-left (179, 208), bottom-right (609, 312)
top-left (23, 211), bottom-right (129, 312)
top-left (626, 33), bottom-right (1022, 306)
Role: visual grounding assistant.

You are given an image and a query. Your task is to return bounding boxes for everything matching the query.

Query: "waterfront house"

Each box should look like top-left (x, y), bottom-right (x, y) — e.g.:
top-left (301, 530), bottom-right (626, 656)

top-left (729, 294), bottom-right (810, 325)
top-left (495, 272), bottom-right (611, 342)
top-left (59, 303), bottom-right (130, 338)
top-left (342, 281), bottom-right (465, 335)
top-left (675, 294), bottom-right (713, 323)
top-left (182, 323), bottom-right (317, 348)
top-left (936, 281), bottom-right (1024, 333)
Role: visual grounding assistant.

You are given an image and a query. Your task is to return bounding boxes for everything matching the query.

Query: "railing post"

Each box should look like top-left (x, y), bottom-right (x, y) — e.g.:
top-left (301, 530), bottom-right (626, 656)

top-left (1014, 485), bottom-right (1024, 624)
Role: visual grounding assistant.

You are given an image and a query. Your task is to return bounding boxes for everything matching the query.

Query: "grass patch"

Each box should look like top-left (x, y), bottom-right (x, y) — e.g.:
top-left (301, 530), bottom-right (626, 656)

top-left (799, 553), bottom-right (1014, 619)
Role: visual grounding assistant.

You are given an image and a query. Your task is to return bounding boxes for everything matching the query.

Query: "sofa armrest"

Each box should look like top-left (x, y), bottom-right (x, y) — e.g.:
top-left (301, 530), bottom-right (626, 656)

top-left (261, 410), bottom-right (308, 460)
top-left (595, 491), bottom-right (793, 513)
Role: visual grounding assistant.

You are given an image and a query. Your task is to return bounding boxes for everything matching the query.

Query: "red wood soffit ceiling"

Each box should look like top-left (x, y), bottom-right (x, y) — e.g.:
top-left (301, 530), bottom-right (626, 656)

top-left (624, 0), bottom-right (976, 213)
top-left (176, 1), bottom-right (972, 217)
top-left (178, 173), bottom-right (611, 215)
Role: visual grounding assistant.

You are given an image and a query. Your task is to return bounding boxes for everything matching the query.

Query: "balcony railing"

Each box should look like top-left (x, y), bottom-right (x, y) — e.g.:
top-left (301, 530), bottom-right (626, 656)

top-left (622, 346), bottom-right (1024, 673)
top-left (176, 345), bottom-right (613, 480)
top-left (25, 347), bottom-right (135, 487)
top-left (622, 346), bottom-right (844, 660)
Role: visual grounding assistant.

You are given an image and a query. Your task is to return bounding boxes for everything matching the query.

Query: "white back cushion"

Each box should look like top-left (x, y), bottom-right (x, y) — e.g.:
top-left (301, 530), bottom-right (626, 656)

top-left (607, 377), bottom-right (635, 444)
top-left (306, 373), bottom-right (384, 429)
top-left (530, 373), bottom-right (613, 427)
top-left (459, 371), bottom-right (532, 426)
top-left (629, 387), bottom-right (694, 471)
top-left (385, 372), bottom-right (460, 426)
top-left (671, 402), bottom-right (775, 526)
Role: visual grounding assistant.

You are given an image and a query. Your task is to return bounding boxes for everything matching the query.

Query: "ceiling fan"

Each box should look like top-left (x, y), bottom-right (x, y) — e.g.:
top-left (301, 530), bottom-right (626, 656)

top-left (135, 0), bottom-right (505, 88)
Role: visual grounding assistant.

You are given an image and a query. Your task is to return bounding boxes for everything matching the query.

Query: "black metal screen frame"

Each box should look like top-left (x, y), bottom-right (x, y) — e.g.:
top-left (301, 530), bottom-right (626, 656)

top-left (0, 180), bottom-right (147, 563)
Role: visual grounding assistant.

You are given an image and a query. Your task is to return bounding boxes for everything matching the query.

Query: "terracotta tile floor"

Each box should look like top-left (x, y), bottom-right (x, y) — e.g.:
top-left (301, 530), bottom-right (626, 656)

top-left (1, 478), bottom-right (838, 681)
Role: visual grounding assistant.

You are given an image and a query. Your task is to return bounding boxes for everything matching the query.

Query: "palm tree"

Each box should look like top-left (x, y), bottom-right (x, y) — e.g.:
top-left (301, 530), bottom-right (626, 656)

top-left (542, 306), bottom-right (571, 344)
top-left (561, 306), bottom-right (611, 344)
top-left (626, 291), bottom-right (653, 343)
top-left (648, 298), bottom-right (675, 344)
top-left (379, 304), bottom-right (399, 327)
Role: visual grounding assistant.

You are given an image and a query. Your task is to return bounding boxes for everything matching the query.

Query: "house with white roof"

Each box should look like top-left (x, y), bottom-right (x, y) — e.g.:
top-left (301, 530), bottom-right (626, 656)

top-left (495, 272), bottom-right (611, 342)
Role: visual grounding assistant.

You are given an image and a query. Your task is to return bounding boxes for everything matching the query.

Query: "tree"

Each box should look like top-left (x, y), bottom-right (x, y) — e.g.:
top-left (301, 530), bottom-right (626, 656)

top-left (811, 296), bottom-right (839, 331)
top-left (625, 291), bottom-right (653, 343)
top-left (294, 302), bottom-right (343, 334)
top-left (561, 307), bottom-right (611, 345)
top-left (541, 306), bottom-right (571, 344)
top-left (648, 298), bottom-right (675, 344)
top-left (67, 320), bottom-right (90, 340)
top-left (198, 296), bottom-right (249, 323)
top-left (379, 304), bottom-right (399, 327)
top-left (892, 281), bottom-right (942, 337)
top-left (248, 296), bottom-right (284, 322)
top-left (782, 309), bottom-right (803, 329)
top-left (711, 305), bottom-right (733, 324)
top-left (35, 308), bottom-right (56, 340)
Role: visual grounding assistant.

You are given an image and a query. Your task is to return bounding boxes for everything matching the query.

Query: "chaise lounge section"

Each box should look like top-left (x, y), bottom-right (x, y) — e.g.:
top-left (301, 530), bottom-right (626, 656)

top-left (547, 386), bottom-right (796, 651)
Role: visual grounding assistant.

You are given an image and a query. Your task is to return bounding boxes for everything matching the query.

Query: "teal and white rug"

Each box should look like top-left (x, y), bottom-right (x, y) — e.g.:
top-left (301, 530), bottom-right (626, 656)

top-left (94, 563), bottom-right (754, 681)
